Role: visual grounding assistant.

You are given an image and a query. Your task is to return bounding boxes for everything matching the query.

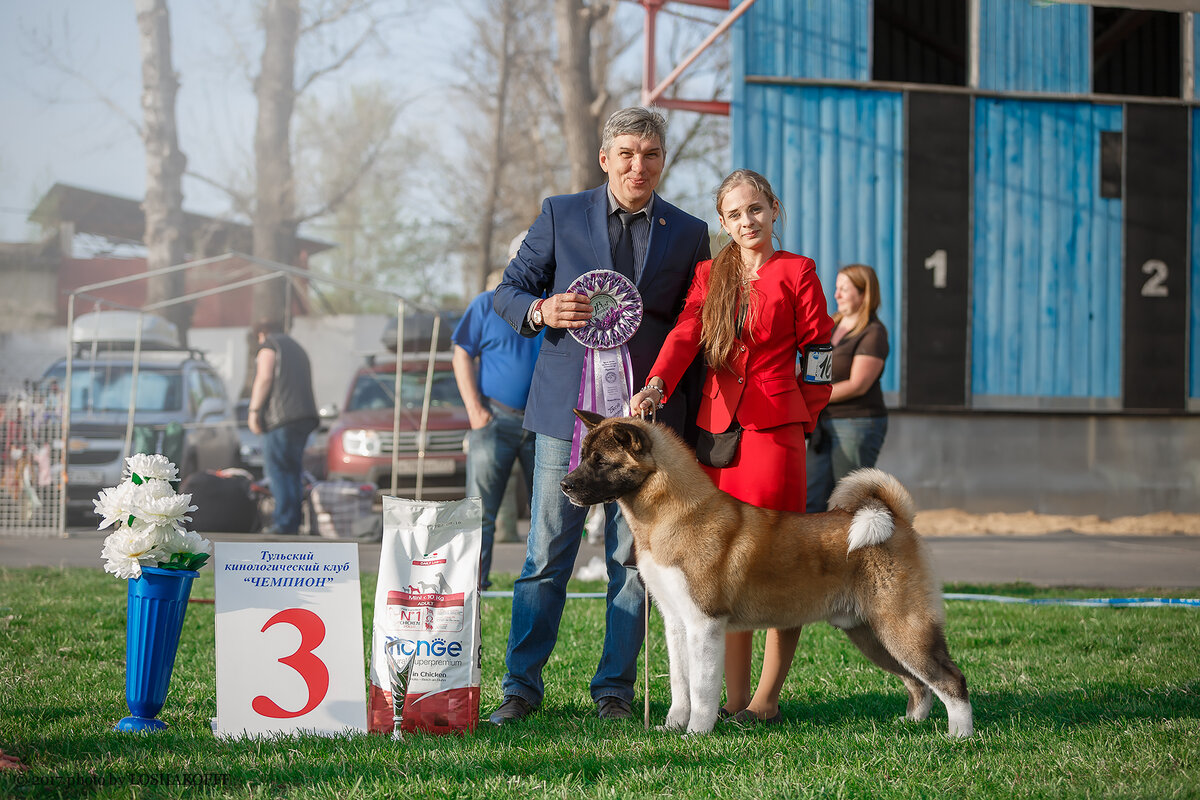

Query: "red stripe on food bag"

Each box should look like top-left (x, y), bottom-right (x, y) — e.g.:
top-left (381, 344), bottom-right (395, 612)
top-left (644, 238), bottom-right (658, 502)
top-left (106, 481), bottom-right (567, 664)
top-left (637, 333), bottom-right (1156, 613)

top-left (367, 682), bottom-right (394, 734)
top-left (401, 687), bottom-right (480, 735)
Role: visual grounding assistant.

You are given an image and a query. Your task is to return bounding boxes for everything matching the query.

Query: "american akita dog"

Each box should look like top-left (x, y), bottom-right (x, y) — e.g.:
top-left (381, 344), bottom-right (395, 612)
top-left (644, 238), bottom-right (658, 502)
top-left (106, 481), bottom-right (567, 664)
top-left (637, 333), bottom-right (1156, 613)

top-left (561, 410), bottom-right (973, 737)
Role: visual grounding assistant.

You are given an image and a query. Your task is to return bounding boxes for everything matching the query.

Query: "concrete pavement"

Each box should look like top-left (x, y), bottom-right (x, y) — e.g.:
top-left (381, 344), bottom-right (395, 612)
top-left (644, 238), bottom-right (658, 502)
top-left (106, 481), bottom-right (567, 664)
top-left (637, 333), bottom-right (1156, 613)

top-left (3, 527), bottom-right (1199, 589)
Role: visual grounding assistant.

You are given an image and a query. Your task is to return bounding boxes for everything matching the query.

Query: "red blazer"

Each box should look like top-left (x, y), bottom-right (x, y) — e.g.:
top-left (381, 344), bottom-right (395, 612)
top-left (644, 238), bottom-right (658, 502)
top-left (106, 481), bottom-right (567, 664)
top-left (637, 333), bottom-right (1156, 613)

top-left (649, 251), bottom-right (834, 434)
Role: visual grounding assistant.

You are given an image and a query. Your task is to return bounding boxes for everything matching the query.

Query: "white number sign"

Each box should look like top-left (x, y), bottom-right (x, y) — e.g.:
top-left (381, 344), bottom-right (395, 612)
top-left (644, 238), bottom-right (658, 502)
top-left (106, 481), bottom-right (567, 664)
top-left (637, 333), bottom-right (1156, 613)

top-left (1141, 259), bottom-right (1168, 298)
top-left (214, 542), bottom-right (367, 738)
top-left (924, 249), bottom-right (948, 289)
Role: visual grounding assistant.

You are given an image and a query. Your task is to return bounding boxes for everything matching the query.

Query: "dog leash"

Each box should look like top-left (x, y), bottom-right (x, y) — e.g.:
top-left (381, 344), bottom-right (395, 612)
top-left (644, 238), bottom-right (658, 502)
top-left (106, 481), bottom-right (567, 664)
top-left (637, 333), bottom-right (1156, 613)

top-left (645, 584), bottom-right (651, 730)
top-left (637, 397), bottom-right (654, 729)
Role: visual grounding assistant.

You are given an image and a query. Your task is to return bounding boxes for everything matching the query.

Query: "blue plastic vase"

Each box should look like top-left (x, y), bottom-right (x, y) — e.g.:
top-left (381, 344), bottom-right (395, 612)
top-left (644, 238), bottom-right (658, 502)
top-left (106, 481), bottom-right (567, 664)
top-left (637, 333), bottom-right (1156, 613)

top-left (114, 566), bottom-right (198, 732)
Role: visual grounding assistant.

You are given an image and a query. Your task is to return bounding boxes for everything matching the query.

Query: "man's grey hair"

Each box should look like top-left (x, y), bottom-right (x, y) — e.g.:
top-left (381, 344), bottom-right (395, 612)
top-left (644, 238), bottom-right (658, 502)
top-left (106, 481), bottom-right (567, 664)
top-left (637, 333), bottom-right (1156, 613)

top-left (601, 107), bottom-right (668, 154)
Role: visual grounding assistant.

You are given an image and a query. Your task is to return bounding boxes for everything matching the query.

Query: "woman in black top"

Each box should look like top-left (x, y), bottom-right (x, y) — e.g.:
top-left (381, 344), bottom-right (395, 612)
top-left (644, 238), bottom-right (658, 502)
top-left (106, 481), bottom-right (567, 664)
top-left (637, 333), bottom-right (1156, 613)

top-left (805, 263), bottom-right (889, 512)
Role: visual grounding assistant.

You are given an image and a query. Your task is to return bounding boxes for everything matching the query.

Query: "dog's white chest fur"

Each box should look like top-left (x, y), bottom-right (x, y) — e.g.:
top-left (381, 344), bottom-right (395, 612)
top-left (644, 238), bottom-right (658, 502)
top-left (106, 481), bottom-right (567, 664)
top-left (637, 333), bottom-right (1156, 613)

top-left (638, 552), bottom-right (726, 733)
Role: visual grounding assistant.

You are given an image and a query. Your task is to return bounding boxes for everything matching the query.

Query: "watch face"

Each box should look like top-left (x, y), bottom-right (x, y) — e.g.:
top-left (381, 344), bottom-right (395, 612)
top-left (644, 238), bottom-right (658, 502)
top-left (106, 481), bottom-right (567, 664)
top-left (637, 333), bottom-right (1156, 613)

top-left (532, 309), bottom-right (543, 326)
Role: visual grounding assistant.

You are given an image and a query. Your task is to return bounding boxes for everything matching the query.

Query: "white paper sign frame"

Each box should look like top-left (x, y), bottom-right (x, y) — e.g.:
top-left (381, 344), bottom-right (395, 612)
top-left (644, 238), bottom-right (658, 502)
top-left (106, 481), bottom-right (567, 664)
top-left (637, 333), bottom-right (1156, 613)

top-left (214, 542), bottom-right (367, 738)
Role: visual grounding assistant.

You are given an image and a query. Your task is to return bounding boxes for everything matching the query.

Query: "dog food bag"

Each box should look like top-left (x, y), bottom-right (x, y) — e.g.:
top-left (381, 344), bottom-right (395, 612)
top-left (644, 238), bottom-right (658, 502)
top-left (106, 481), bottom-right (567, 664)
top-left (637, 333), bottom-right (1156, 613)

top-left (367, 496), bottom-right (482, 735)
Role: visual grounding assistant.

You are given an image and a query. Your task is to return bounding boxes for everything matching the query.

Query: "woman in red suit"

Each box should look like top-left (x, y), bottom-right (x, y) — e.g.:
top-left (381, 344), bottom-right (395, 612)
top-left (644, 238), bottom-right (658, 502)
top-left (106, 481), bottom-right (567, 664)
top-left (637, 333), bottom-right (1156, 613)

top-left (630, 169), bottom-right (834, 725)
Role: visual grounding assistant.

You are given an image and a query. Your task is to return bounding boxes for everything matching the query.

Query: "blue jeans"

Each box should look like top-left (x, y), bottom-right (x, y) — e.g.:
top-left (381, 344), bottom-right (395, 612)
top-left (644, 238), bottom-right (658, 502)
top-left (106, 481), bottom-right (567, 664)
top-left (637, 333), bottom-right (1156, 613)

top-left (806, 414), bottom-right (888, 513)
top-left (466, 405), bottom-right (535, 589)
top-left (501, 433), bottom-right (645, 708)
top-left (263, 418), bottom-right (316, 532)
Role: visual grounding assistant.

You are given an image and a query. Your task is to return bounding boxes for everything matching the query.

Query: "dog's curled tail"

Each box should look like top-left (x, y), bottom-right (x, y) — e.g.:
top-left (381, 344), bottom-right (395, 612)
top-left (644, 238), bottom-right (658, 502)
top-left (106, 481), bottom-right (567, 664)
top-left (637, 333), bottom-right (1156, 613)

top-left (827, 468), bottom-right (916, 554)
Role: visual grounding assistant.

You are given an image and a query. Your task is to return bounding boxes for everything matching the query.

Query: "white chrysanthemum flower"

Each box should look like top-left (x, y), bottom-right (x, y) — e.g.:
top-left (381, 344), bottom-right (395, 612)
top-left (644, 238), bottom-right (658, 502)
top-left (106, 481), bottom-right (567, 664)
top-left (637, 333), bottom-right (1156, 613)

top-left (135, 521), bottom-right (181, 547)
top-left (124, 453), bottom-right (178, 483)
top-left (132, 491), bottom-right (196, 532)
top-left (174, 529), bottom-right (213, 557)
top-left (136, 478), bottom-right (176, 502)
top-left (93, 481), bottom-right (139, 530)
top-left (95, 455), bottom-right (209, 578)
top-left (101, 529), bottom-right (168, 580)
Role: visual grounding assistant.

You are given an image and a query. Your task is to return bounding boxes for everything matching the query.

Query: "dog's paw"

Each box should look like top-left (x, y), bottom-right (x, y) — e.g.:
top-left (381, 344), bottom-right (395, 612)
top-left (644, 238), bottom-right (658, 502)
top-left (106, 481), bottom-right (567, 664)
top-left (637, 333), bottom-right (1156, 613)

top-left (663, 709), bottom-right (689, 731)
top-left (947, 721), bottom-right (974, 738)
top-left (945, 700), bottom-right (974, 738)
top-left (904, 688), bottom-right (933, 722)
top-left (684, 721), bottom-right (716, 735)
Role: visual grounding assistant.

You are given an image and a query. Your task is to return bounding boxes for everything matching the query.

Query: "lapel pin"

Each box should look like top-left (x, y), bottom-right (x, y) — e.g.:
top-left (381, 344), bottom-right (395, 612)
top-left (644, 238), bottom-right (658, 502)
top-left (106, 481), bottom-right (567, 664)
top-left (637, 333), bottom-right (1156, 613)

top-left (658, 217), bottom-right (666, 226)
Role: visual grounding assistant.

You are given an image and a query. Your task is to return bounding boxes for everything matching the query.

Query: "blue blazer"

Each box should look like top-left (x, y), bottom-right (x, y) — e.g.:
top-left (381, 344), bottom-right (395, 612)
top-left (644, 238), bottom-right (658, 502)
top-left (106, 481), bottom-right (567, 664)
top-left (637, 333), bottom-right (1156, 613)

top-left (494, 185), bottom-right (711, 440)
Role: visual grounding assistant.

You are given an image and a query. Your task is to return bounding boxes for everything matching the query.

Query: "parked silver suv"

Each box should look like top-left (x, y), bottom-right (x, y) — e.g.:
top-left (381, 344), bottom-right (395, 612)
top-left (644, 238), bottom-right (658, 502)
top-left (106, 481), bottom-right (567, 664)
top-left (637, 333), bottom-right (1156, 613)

top-left (44, 314), bottom-right (241, 517)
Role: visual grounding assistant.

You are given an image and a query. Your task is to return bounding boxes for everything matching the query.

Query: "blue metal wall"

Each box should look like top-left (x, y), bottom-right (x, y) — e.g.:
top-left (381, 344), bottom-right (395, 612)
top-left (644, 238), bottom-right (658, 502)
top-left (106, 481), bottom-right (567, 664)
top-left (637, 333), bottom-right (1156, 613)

top-left (734, 0), bottom-right (1195, 411)
top-left (734, 83), bottom-right (903, 395)
top-left (1195, 17), bottom-right (1200, 100)
top-left (971, 99), bottom-right (1123, 404)
top-left (978, 0), bottom-right (1090, 93)
top-left (737, 0), bottom-right (869, 81)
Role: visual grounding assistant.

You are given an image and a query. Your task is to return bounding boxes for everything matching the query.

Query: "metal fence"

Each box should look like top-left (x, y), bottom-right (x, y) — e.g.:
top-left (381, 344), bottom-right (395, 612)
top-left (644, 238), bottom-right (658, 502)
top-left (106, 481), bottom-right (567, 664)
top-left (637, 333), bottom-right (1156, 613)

top-left (0, 382), bottom-right (64, 536)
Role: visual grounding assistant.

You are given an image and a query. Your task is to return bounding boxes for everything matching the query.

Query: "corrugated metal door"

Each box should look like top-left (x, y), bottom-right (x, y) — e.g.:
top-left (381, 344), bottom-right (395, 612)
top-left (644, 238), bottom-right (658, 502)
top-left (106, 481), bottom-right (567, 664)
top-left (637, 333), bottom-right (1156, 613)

top-left (971, 99), bottom-right (1123, 408)
top-left (738, 0), bottom-right (870, 81)
top-left (736, 84), bottom-right (903, 395)
top-left (977, 0), bottom-right (1090, 93)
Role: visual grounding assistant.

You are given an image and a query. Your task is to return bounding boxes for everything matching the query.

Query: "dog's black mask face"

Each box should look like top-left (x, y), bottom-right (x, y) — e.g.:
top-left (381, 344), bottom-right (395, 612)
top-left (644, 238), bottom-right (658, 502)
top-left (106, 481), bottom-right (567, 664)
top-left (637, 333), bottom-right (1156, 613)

top-left (560, 411), bottom-right (652, 506)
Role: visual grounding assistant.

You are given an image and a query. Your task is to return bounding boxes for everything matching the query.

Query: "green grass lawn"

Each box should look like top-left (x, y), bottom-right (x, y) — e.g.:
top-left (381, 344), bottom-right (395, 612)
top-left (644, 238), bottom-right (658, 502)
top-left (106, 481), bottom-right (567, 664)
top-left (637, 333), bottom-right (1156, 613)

top-left (1, 566), bottom-right (1198, 799)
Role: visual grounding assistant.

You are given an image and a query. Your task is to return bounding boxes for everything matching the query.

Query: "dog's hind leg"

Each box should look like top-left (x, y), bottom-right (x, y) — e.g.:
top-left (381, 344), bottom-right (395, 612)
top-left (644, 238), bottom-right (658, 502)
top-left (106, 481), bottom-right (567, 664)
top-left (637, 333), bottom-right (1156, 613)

top-left (871, 618), bottom-right (973, 738)
top-left (843, 624), bottom-right (932, 722)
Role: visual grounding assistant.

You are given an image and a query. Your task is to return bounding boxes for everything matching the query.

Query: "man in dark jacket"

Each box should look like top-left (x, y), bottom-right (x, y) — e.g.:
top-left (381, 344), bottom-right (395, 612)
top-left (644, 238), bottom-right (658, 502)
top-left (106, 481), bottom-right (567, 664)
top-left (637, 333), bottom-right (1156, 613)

top-left (247, 319), bottom-right (318, 535)
top-left (489, 107), bottom-right (710, 724)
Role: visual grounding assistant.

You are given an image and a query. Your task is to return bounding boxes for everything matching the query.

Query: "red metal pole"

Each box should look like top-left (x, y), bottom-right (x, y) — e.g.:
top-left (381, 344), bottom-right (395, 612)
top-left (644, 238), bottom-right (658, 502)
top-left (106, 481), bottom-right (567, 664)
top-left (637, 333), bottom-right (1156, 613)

top-left (641, 0), bottom-right (667, 107)
top-left (645, 0), bottom-right (758, 108)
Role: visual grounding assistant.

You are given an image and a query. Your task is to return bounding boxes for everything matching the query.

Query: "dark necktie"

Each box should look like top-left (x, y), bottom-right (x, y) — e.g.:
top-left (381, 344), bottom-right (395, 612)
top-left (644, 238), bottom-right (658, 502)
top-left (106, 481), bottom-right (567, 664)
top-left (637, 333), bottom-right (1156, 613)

top-left (613, 210), bottom-right (636, 280)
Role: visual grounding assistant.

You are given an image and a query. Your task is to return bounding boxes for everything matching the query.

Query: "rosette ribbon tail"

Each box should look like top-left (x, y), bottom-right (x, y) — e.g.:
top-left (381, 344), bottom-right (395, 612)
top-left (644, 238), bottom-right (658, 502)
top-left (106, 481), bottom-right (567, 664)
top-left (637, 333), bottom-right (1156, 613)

top-left (569, 344), bottom-right (635, 471)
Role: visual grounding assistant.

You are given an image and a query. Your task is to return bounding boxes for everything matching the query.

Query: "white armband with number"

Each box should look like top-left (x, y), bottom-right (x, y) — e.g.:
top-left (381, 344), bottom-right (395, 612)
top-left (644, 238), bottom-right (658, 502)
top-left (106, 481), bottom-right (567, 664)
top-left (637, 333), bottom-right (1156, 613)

top-left (802, 343), bottom-right (833, 385)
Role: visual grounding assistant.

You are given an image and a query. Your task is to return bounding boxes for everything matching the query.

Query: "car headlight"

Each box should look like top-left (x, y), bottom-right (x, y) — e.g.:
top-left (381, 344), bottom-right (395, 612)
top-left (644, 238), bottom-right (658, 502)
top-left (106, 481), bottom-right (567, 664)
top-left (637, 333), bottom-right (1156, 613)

top-left (342, 429), bottom-right (382, 457)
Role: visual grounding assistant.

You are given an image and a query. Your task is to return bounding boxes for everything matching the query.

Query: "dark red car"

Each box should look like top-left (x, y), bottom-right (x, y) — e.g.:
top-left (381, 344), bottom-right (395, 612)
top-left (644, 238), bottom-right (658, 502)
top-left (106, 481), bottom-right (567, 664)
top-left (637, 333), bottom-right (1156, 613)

top-left (324, 357), bottom-right (468, 500)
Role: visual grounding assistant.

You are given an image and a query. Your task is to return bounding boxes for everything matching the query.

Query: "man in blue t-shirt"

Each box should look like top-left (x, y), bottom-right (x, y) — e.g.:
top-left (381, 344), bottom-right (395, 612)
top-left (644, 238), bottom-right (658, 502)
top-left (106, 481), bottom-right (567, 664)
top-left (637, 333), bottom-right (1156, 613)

top-left (452, 266), bottom-right (541, 589)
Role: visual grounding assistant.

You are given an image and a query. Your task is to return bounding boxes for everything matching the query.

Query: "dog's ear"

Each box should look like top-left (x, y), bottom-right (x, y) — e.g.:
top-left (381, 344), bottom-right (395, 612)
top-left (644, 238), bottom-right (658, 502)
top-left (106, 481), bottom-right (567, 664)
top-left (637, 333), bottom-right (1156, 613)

top-left (573, 409), bottom-right (605, 429)
top-left (610, 421), bottom-right (651, 454)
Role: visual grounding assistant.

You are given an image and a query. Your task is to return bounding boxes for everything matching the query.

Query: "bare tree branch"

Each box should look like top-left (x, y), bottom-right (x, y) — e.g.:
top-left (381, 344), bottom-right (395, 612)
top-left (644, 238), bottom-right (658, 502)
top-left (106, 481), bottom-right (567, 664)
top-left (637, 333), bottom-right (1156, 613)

top-left (25, 25), bottom-right (144, 137)
top-left (299, 0), bottom-right (369, 36)
top-left (294, 134), bottom-right (389, 225)
top-left (185, 169), bottom-right (253, 218)
top-left (295, 21), bottom-right (379, 93)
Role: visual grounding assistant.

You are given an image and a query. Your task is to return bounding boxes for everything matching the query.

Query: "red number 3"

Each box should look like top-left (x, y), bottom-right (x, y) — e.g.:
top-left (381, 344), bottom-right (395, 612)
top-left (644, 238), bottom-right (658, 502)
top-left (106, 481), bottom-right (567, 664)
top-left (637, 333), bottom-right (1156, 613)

top-left (251, 608), bottom-right (330, 719)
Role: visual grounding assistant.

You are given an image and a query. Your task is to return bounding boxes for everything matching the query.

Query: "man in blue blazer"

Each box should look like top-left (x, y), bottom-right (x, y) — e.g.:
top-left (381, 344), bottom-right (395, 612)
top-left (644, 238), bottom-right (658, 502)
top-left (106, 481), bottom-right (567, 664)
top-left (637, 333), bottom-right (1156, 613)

top-left (490, 107), bottom-right (710, 724)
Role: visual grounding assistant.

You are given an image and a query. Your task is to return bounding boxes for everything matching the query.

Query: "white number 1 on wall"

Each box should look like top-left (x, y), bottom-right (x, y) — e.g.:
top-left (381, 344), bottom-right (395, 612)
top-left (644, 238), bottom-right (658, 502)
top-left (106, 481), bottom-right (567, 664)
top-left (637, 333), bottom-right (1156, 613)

top-left (924, 249), bottom-right (947, 289)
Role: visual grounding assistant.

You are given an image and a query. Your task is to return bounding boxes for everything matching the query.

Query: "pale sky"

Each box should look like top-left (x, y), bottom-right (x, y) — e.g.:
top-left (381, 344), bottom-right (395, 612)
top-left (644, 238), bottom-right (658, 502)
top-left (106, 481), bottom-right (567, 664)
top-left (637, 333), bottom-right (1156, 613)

top-left (0, 0), bottom-right (466, 242)
top-left (0, 0), bottom-right (727, 251)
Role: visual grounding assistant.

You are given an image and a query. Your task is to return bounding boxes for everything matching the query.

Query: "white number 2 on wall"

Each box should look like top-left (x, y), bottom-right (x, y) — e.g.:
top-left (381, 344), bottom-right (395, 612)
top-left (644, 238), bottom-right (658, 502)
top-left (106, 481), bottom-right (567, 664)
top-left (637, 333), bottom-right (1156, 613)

top-left (924, 249), bottom-right (947, 289)
top-left (1140, 259), bottom-right (1168, 298)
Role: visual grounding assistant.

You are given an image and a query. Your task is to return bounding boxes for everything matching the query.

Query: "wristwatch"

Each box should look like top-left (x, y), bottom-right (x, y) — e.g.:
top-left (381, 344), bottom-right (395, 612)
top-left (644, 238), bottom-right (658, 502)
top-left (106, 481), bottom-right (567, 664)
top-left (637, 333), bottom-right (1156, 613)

top-left (531, 298), bottom-right (547, 329)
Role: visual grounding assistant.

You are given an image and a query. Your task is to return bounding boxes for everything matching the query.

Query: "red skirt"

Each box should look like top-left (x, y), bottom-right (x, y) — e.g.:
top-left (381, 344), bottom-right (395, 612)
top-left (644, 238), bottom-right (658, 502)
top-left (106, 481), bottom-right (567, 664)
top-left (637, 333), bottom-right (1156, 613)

top-left (700, 421), bottom-right (807, 513)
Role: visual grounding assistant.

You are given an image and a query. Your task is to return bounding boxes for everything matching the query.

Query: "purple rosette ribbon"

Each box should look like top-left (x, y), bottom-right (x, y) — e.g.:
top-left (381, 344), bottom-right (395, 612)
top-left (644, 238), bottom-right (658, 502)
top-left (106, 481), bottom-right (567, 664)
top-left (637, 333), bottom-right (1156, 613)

top-left (567, 270), bottom-right (643, 470)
